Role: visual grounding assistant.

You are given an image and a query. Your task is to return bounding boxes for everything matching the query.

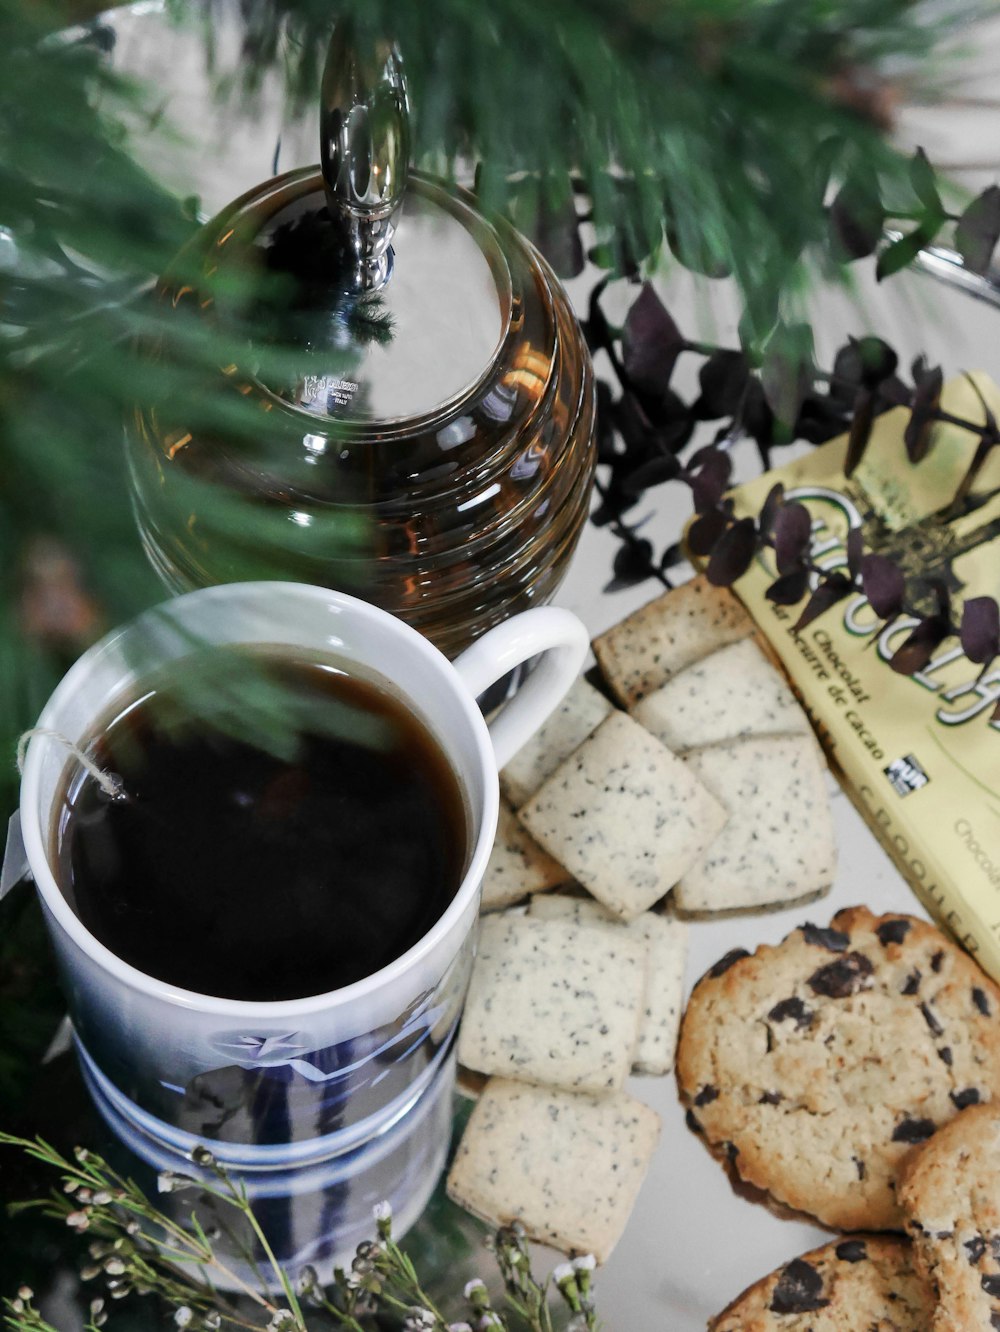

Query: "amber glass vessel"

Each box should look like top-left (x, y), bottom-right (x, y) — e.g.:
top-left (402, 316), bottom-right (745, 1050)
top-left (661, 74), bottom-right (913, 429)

top-left (127, 37), bottom-right (595, 658)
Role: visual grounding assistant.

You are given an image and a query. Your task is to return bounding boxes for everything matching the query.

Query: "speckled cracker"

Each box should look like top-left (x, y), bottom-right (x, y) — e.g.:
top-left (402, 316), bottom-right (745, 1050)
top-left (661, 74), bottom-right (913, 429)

top-left (633, 638), bottom-right (810, 755)
top-left (458, 914), bottom-right (646, 1092)
top-left (675, 733), bottom-right (835, 915)
top-left (899, 1102), bottom-right (1000, 1331)
top-left (710, 1237), bottom-right (933, 1331)
top-left (529, 894), bottom-right (688, 1075)
top-left (518, 712), bottom-right (728, 921)
top-left (480, 801), bottom-right (571, 912)
top-left (446, 1078), bottom-right (661, 1263)
top-left (592, 575), bottom-right (752, 707)
top-left (501, 678), bottom-right (615, 809)
top-left (677, 908), bottom-right (1000, 1231)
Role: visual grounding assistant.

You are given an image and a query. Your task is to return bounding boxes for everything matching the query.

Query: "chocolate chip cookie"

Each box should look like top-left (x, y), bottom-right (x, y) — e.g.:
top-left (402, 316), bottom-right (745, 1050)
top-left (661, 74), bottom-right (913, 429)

top-left (677, 907), bottom-right (1000, 1229)
top-left (710, 1236), bottom-right (933, 1330)
top-left (899, 1101), bottom-right (1000, 1330)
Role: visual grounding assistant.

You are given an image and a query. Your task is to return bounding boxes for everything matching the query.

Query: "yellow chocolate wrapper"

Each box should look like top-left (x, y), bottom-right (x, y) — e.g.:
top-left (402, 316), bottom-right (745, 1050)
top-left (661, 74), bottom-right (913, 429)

top-left (728, 373), bottom-right (1000, 975)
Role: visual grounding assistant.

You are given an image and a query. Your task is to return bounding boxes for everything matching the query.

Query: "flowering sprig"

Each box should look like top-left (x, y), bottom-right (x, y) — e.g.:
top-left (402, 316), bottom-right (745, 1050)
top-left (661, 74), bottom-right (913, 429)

top-left (0, 1135), bottom-right (601, 1332)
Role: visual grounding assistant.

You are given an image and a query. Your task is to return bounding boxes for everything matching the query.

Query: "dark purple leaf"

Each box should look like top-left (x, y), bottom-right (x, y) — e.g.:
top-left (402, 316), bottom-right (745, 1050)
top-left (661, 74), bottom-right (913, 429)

top-left (955, 185), bottom-right (1000, 275)
top-left (510, 192), bottom-right (584, 279)
top-left (585, 278), bottom-right (613, 354)
top-left (687, 448), bottom-right (733, 514)
top-left (604, 539), bottom-right (655, 593)
top-left (766, 568), bottom-right (811, 605)
top-left (758, 483), bottom-right (785, 540)
top-left (773, 502), bottom-right (813, 574)
top-left (793, 573), bottom-right (853, 631)
top-left (622, 283), bottom-right (686, 393)
top-left (909, 148), bottom-right (943, 217)
top-left (686, 507), bottom-right (731, 559)
top-left (633, 386), bottom-right (695, 450)
top-left (594, 381), bottom-right (618, 463)
top-left (890, 615), bottom-right (952, 675)
top-left (795, 394), bottom-right (851, 444)
top-left (706, 517), bottom-right (757, 586)
top-left (844, 386), bottom-right (876, 476)
top-left (740, 377), bottom-right (775, 457)
top-left (860, 554), bottom-right (905, 618)
top-left (878, 375), bottom-right (913, 408)
top-left (694, 350), bottom-right (751, 419)
top-left (829, 171), bottom-right (885, 260)
top-left (846, 527), bottom-right (864, 581)
top-left (621, 453), bottom-right (682, 497)
top-left (660, 542), bottom-right (685, 571)
top-left (905, 361), bottom-right (943, 462)
top-left (613, 391), bottom-right (656, 456)
top-left (960, 596), bottom-right (1000, 664)
top-left (591, 478), bottom-right (640, 527)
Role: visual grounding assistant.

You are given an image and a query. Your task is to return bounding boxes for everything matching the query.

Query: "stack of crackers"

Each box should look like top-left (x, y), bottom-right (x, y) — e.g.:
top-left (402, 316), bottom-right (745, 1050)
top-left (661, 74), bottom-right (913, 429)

top-left (446, 575), bottom-right (839, 1263)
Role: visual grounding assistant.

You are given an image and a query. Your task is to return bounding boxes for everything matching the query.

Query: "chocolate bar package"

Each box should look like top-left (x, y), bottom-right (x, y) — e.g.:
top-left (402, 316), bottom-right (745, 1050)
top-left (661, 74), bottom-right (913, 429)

top-left (730, 373), bottom-right (1000, 976)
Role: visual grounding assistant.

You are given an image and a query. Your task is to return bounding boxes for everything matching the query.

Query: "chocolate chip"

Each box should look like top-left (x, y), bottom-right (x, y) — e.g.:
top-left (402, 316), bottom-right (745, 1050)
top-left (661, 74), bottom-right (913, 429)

top-left (835, 1240), bottom-right (867, 1263)
top-left (989, 1235), bottom-right (1000, 1259)
top-left (694, 1085), bottom-right (719, 1106)
top-left (966, 1236), bottom-right (987, 1264)
top-left (982, 1275), bottom-right (1000, 1298)
top-left (876, 919), bottom-right (911, 947)
top-left (724, 1141), bottom-right (739, 1163)
top-left (769, 1260), bottom-right (830, 1314)
top-left (892, 1117), bottom-right (936, 1143)
top-left (901, 970), bottom-right (921, 996)
top-left (935, 1231), bottom-right (954, 1240)
top-left (767, 996), bottom-right (814, 1029)
top-left (951, 1087), bottom-right (981, 1110)
top-left (709, 948), bottom-right (750, 978)
top-left (931, 950), bottom-right (945, 973)
top-left (759, 1090), bottom-right (783, 1105)
top-left (808, 952), bottom-right (874, 999)
top-left (801, 923), bottom-right (850, 953)
top-left (853, 1156), bottom-right (866, 1180)
top-left (974, 988), bottom-right (993, 1017)
top-left (938, 1046), bottom-right (953, 1066)
top-left (920, 1002), bottom-right (944, 1037)
top-left (685, 1109), bottom-right (703, 1135)
top-left (990, 1314), bottom-right (1000, 1330)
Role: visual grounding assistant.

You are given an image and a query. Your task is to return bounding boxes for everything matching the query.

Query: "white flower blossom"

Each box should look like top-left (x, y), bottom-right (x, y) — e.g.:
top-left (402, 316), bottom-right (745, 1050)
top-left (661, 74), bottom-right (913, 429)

top-left (571, 1254), bottom-right (596, 1273)
top-left (91, 1190), bottom-right (112, 1206)
top-left (103, 1258), bottom-right (126, 1277)
top-left (66, 1210), bottom-right (90, 1231)
top-left (173, 1307), bottom-right (193, 1329)
top-left (553, 1262), bottom-right (576, 1285)
top-left (463, 1278), bottom-right (488, 1301)
top-left (16, 1288), bottom-right (33, 1303)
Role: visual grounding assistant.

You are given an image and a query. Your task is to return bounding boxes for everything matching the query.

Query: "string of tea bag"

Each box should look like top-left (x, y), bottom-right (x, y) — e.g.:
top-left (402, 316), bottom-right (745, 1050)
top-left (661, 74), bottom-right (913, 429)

top-left (17, 728), bottom-right (125, 800)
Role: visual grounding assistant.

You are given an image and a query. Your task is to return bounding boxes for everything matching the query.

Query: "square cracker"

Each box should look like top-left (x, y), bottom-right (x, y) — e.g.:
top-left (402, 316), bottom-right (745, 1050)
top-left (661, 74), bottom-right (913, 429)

top-left (518, 712), bottom-right (727, 921)
top-left (501, 677), bottom-right (615, 808)
top-left (480, 800), bottom-right (571, 912)
top-left (633, 637), bottom-right (810, 755)
top-left (446, 1078), bottom-right (661, 1264)
top-left (457, 914), bottom-right (646, 1093)
top-left (676, 733), bottom-right (836, 914)
top-left (593, 574), bottom-right (752, 707)
top-left (528, 894), bottom-right (687, 1075)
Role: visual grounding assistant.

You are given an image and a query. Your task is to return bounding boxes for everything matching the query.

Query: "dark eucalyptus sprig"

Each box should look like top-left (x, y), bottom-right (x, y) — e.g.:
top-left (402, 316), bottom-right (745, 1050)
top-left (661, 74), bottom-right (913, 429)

top-left (0, 1135), bottom-right (601, 1332)
top-left (583, 275), bottom-right (1000, 710)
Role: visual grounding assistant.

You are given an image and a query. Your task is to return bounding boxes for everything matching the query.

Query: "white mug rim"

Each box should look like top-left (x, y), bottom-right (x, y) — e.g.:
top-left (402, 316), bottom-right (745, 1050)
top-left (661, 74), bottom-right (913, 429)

top-left (19, 581), bottom-right (499, 1020)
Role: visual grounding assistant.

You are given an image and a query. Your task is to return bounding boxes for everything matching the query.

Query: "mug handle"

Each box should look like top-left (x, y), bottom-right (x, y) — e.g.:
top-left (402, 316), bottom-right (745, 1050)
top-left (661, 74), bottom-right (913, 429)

top-left (452, 608), bottom-right (589, 770)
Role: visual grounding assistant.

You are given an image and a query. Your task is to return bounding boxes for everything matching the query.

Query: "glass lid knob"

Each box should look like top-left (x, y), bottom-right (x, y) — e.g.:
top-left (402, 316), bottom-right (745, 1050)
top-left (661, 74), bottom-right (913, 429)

top-left (320, 22), bottom-right (410, 293)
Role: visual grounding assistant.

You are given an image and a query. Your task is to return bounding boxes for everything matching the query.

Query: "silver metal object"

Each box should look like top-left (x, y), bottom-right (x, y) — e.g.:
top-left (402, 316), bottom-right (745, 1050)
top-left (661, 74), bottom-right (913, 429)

top-left (320, 22), bottom-right (410, 292)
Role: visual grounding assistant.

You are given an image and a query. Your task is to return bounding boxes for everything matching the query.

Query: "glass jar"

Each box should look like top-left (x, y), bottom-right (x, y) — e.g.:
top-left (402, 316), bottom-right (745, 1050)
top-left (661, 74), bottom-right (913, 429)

top-left (127, 34), bottom-right (595, 658)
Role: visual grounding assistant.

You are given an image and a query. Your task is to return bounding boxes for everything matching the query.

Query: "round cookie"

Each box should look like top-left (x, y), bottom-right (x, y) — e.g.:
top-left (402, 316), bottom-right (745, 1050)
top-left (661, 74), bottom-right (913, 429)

top-left (677, 906), bottom-right (1000, 1230)
top-left (710, 1236), bottom-right (933, 1331)
top-left (898, 1101), bottom-right (1000, 1330)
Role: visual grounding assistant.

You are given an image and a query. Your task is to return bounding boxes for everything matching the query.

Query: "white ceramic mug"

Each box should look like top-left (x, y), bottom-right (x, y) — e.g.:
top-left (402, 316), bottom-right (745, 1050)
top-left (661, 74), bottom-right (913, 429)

top-left (18, 583), bottom-right (587, 1208)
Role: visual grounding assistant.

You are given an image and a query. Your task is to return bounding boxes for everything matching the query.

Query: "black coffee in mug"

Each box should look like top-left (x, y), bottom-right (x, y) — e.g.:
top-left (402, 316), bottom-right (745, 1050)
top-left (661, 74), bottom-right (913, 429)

top-left (53, 652), bottom-right (467, 1002)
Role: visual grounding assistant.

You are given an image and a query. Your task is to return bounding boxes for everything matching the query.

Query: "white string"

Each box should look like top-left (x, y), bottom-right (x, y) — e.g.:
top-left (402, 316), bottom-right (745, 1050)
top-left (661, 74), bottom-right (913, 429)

top-left (17, 728), bottom-right (124, 800)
